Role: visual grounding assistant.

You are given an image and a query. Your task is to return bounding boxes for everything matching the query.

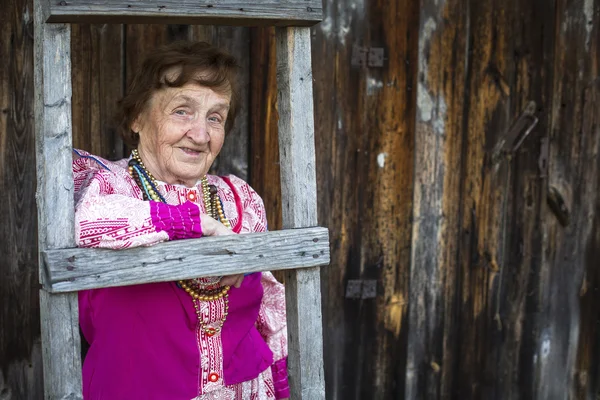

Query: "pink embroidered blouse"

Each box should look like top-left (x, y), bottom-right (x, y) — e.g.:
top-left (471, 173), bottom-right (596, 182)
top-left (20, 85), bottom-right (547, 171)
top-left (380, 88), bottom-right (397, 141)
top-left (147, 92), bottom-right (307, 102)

top-left (73, 150), bottom-right (289, 400)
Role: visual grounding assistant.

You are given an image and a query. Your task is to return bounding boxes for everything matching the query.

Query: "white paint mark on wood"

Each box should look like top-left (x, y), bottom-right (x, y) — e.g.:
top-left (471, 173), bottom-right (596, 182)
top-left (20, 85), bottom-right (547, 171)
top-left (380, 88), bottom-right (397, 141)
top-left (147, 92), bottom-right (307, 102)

top-left (336, 0), bottom-right (364, 44)
top-left (541, 335), bottom-right (551, 359)
top-left (583, 0), bottom-right (593, 49)
top-left (377, 152), bottom-right (388, 168)
top-left (319, 15), bottom-right (333, 37)
top-left (418, 81), bottom-right (434, 122)
top-left (433, 95), bottom-right (447, 135)
top-left (23, 5), bottom-right (30, 24)
top-left (367, 76), bottom-right (384, 95)
top-left (319, 0), bottom-right (365, 44)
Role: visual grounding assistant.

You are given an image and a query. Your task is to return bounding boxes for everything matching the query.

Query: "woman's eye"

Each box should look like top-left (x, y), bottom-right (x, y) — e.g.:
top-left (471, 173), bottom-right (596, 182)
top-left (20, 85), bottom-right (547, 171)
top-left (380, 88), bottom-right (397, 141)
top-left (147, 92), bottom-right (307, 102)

top-left (208, 115), bottom-right (222, 123)
top-left (174, 109), bottom-right (188, 116)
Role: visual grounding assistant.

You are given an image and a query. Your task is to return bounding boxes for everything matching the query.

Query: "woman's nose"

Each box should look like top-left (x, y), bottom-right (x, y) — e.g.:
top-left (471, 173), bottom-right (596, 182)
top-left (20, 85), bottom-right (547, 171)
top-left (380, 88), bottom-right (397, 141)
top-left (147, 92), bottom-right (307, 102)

top-left (186, 118), bottom-right (210, 143)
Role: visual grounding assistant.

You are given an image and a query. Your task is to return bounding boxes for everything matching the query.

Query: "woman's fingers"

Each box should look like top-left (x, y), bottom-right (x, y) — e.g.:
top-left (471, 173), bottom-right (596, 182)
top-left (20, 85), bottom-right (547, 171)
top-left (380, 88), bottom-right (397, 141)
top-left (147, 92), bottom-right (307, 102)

top-left (200, 213), bottom-right (234, 236)
top-left (199, 213), bottom-right (240, 287)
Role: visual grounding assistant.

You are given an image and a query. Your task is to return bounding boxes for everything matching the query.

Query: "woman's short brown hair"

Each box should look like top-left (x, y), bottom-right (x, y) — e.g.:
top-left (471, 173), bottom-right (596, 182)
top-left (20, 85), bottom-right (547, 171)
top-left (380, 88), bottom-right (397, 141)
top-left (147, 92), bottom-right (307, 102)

top-left (117, 41), bottom-right (240, 147)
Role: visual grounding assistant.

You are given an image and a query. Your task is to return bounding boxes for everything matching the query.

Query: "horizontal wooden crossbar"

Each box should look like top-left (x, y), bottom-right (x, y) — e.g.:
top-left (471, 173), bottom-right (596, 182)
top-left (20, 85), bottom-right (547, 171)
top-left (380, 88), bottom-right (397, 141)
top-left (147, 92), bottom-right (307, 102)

top-left (43, 0), bottom-right (323, 26)
top-left (42, 227), bottom-right (329, 293)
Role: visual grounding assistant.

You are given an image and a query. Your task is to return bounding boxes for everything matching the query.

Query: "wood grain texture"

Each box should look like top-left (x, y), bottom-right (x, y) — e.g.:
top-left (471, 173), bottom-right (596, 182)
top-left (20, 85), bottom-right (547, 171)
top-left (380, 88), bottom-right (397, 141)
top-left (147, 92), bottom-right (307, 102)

top-left (0, 0), bottom-right (44, 398)
top-left (541, 0), bottom-right (600, 398)
top-left (71, 23), bottom-right (124, 160)
top-left (407, 0), bottom-right (565, 398)
top-left (44, 0), bottom-right (323, 26)
top-left (352, 1), bottom-right (418, 398)
top-left (452, 0), bottom-right (556, 398)
top-left (276, 27), bottom-right (326, 399)
top-left (33, 1), bottom-right (83, 397)
top-left (276, 27), bottom-right (318, 228)
top-left (3, 0), bottom-right (600, 398)
top-left (406, 0), bottom-right (468, 397)
top-left (43, 227), bottom-right (330, 292)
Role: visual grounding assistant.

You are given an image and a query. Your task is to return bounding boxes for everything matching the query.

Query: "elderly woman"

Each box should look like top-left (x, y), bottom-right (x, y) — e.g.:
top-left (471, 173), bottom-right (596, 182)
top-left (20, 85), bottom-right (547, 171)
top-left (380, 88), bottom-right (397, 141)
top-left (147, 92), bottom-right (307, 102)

top-left (73, 42), bottom-right (289, 400)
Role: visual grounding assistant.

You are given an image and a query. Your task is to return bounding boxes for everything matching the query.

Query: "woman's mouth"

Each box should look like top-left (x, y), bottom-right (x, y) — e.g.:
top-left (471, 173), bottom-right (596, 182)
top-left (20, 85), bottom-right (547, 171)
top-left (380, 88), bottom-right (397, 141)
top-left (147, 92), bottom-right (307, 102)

top-left (180, 147), bottom-right (202, 156)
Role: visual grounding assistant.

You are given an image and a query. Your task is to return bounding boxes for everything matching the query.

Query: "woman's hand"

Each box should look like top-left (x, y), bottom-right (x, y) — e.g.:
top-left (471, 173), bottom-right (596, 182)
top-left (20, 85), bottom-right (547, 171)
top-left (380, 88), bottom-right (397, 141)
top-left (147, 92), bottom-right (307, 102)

top-left (199, 213), bottom-right (244, 288)
top-left (219, 274), bottom-right (244, 288)
top-left (200, 214), bottom-right (234, 237)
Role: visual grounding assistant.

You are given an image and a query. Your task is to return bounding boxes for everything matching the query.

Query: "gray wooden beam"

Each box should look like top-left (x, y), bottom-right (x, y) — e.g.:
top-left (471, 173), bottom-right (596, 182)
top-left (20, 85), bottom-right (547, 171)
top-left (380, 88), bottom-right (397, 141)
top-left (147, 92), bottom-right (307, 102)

top-left (43, 0), bottom-right (323, 26)
top-left (43, 227), bottom-right (330, 293)
top-left (33, 2), bottom-right (83, 398)
top-left (276, 27), bottom-right (326, 400)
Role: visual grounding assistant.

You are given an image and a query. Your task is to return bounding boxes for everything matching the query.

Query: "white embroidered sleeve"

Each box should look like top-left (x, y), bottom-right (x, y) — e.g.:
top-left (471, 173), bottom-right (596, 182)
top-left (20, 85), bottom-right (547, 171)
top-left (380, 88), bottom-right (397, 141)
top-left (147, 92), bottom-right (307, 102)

top-left (74, 166), bottom-right (170, 249)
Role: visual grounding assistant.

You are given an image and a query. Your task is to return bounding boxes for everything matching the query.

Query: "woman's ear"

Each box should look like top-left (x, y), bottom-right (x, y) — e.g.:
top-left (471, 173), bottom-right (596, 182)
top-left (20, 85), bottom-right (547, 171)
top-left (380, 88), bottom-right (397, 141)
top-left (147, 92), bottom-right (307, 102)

top-left (131, 117), bottom-right (141, 134)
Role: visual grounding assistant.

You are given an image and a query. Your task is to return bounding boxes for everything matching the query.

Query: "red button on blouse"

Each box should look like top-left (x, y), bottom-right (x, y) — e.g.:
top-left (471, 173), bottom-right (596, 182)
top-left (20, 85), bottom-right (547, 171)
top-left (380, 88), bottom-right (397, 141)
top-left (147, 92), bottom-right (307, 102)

top-left (187, 191), bottom-right (197, 202)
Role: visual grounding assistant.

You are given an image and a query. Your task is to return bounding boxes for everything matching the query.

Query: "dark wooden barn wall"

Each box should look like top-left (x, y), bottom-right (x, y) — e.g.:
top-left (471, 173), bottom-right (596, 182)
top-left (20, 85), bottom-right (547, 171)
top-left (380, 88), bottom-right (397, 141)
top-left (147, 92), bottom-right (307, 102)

top-left (407, 0), bottom-right (599, 398)
top-left (0, 0), bottom-right (43, 398)
top-left (250, 0), bottom-right (600, 399)
top-left (1, 0), bottom-right (599, 399)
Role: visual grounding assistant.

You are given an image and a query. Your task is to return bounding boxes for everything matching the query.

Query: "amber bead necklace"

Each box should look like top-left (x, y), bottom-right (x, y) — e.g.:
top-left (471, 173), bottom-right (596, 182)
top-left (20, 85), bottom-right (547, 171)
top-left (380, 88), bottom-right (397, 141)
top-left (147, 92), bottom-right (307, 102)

top-left (128, 148), bottom-right (231, 336)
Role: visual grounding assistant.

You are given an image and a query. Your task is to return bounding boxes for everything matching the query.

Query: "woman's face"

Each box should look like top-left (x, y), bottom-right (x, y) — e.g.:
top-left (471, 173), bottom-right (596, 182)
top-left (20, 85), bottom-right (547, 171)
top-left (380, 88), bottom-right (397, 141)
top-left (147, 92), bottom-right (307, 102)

top-left (133, 82), bottom-right (231, 187)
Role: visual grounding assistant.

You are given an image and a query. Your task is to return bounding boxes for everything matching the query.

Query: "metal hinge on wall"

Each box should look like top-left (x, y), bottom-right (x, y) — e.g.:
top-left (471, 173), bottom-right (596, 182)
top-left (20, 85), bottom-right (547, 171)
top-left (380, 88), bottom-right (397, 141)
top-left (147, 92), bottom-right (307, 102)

top-left (351, 45), bottom-right (386, 67)
top-left (345, 279), bottom-right (377, 299)
top-left (491, 101), bottom-right (539, 168)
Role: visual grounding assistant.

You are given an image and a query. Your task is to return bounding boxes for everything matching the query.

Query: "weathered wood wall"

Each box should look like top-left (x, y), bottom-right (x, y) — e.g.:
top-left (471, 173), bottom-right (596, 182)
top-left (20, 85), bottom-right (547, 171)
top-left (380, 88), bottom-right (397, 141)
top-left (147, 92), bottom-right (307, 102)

top-left (250, 0), bottom-right (600, 399)
top-left (1, 0), bottom-right (599, 398)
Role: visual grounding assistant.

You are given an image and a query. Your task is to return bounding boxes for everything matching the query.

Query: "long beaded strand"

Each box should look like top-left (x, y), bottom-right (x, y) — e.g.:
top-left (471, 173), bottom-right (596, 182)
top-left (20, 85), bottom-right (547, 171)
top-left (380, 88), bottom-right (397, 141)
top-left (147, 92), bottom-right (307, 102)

top-left (128, 149), bottom-right (231, 336)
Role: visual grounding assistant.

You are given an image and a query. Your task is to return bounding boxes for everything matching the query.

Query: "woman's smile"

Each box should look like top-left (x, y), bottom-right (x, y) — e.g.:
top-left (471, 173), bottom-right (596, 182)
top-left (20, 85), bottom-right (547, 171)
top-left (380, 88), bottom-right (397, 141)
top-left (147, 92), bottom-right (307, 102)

top-left (179, 147), bottom-right (203, 156)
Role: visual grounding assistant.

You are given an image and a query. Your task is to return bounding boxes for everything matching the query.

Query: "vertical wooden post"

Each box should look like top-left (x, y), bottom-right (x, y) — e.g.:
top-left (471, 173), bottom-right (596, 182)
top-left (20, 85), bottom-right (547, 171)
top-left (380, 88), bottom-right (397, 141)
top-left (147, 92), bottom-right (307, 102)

top-left (276, 27), bottom-right (326, 399)
top-left (33, 1), bottom-right (83, 399)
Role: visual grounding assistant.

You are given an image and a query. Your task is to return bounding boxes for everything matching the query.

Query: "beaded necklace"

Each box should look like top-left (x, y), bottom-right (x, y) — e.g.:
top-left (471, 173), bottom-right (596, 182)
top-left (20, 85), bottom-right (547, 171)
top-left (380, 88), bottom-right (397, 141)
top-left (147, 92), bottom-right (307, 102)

top-left (128, 148), bottom-right (231, 336)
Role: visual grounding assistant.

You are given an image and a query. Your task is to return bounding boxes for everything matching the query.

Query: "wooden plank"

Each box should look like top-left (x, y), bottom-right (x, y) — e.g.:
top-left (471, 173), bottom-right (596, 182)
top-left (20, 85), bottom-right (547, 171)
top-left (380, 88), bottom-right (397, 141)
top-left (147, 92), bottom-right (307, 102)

top-left (0, 0), bottom-right (44, 397)
top-left (43, 0), bottom-right (323, 26)
top-left (406, 0), bottom-right (468, 398)
top-left (276, 27), bottom-right (325, 400)
top-left (71, 23), bottom-right (124, 159)
top-left (340, 1), bottom-right (418, 397)
top-left (43, 227), bottom-right (330, 292)
top-left (540, 0), bottom-right (600, 398)
top-left (450, 0), bottom-right (557, 398)
top-left (33, 1), bottom-right (83, 398)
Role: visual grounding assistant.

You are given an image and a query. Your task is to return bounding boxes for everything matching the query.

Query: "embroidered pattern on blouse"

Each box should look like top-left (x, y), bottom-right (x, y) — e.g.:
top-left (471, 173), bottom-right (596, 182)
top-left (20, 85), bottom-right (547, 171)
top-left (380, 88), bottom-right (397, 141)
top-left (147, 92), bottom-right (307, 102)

top-left (74, 151), bottom-right (281, 399)
top-left (197, 297), bottom-right (227, 396)
top-left (256, 273), bottom-right (288, 364)
top-left (192, 368), bottom-right (276, 400)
